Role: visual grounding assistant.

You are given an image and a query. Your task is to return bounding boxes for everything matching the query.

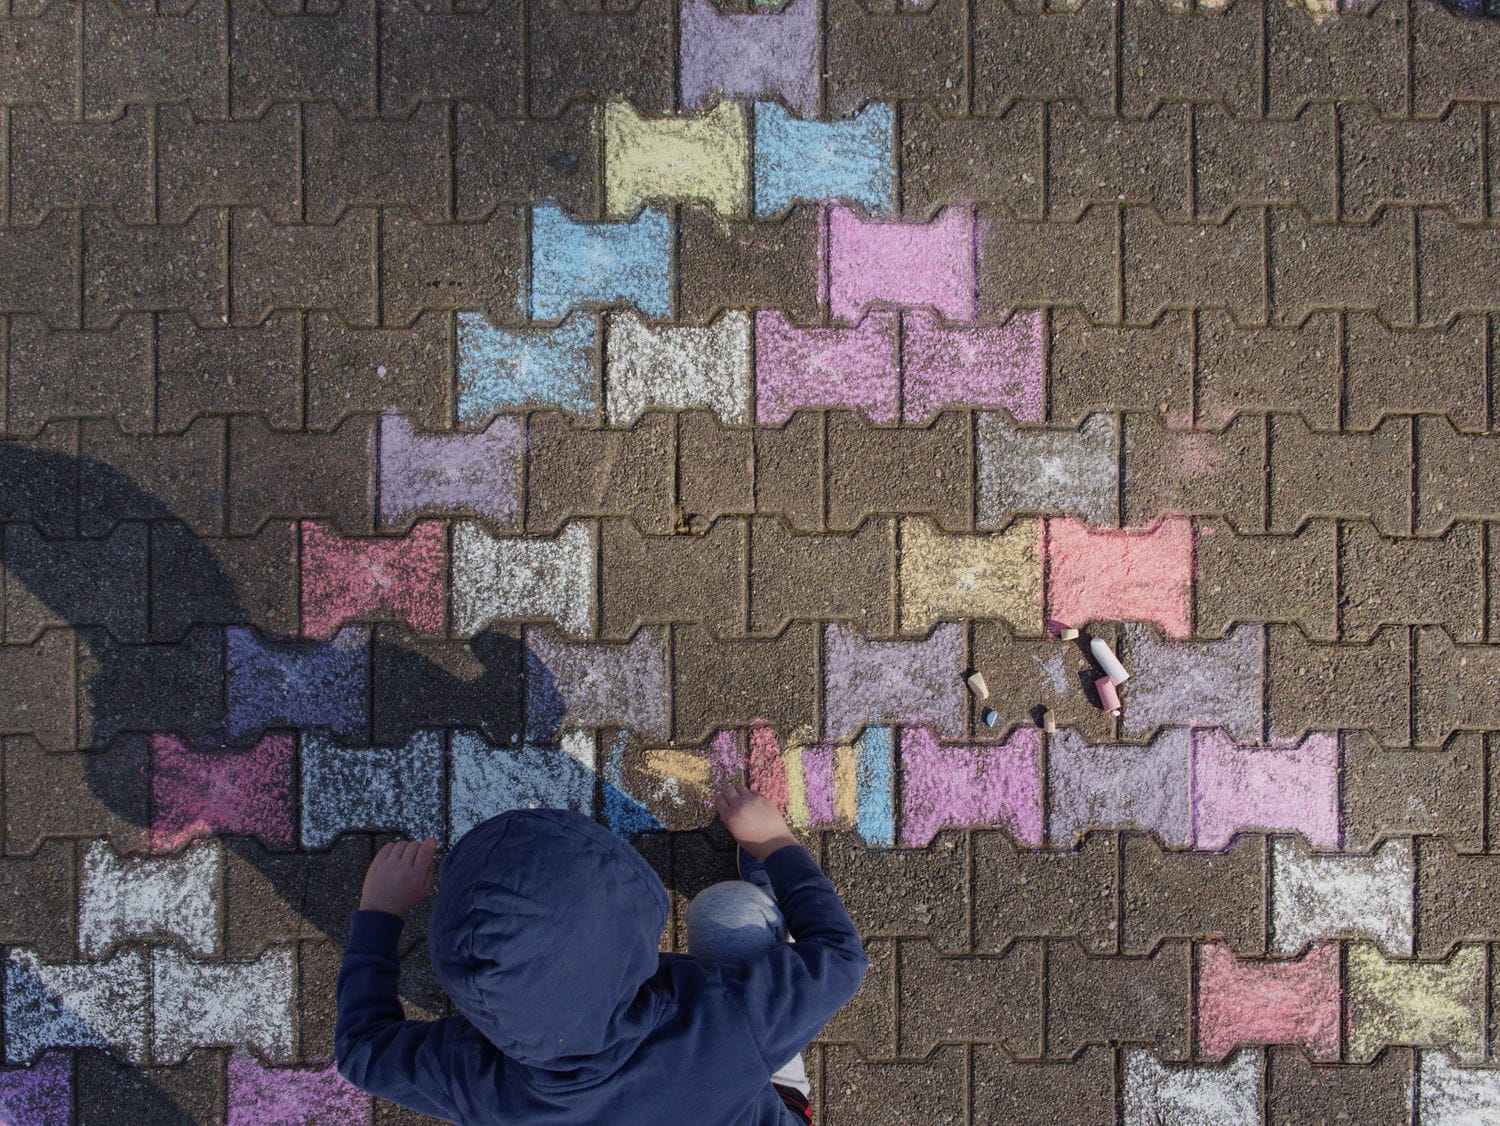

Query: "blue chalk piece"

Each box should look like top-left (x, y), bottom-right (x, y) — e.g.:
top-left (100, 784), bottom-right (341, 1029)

top-left (854, 725), bottom-right (895, 848)
top-left (226, 625), bottom-right (369, 739)
top-left (982, 708), bottom-right (999, 727)
top-left (529, 204), bottom-right (672, 322)
top-left (603, 730), bottom-right (665, 838)
top-left (456, 312), bottom-right (599, 423)
top-left (753, 102), bottom-right (895, 218)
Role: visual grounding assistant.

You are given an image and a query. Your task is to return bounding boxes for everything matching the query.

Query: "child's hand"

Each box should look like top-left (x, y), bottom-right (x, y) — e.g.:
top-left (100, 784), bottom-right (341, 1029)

top-left (359, 839), bottom-right (438, 918)
top-left (715, 784), bottom-right (799, 861)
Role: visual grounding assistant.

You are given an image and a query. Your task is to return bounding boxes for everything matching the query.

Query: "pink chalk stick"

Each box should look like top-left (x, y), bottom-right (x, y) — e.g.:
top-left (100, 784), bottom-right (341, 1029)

top-left (1046, 517), bottom-right (1194, 640)
top-left (901, 309), bottom-right (1044, 423)
top-left (1094, 675), bottom-right (1121, 713)
top-left (753, 309), bottom-right (898, 425)
top-left (899, 726), bottom-right (1042, 848)
top-left (150, 733), bottom-right (295, 851)
top-left (228, 1055), bottom-right (371, 1125)
top-left (748, 725), bottom-right (790, 817)
top-left (1191, 730), bottom-right (1339, 850)
top-left (1197, 942), bottom-right (1341, 1061)
top-left (826, 204), bottom-right (977, 322)
top-left (299, 519), bottom-right (446, 639)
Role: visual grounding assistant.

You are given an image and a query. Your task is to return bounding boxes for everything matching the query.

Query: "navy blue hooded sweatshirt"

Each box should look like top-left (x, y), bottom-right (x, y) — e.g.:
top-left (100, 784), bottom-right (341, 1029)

top-left (335, 809), bottom-right (868, 1124)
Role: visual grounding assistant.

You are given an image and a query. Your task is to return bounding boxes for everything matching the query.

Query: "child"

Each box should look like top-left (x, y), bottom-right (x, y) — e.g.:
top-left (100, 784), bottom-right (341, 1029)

top-left (336, 783), bottom-right (868, 1124)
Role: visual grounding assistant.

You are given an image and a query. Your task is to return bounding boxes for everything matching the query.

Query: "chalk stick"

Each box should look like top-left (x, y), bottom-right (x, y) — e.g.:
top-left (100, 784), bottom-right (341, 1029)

top-left (1090, 637), bottom-right (1130, 685)
top-left (1059, 628), bottom-right (1079, 641)
top-left (965, 672), bottom-right (990, 701)
top-left (1041, 708), bottom-right (1056, 734)
top-left (1094, 675), bottom-right (1121, 714)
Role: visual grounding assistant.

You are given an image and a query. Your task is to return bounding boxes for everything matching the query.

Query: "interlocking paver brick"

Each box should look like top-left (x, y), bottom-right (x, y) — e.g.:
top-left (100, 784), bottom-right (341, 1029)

top-left (526, 411), bottom-right (674, 535)
top-left (1046, 940), bottom-right (1191, 1060)
top-left (301, 519), bottom-right (446, 639)
top-left (900, 726), bottom-right (1042, 849)
top-left (1195, 520), bottom-right (1336, 639)
top-left (672, 622), bottom-right (816, 743)
top-left (153, 734), bottom-right (296, 858)
top-left (384, 209), bottom-right (527, 327)
top-left (824, 621), bottom-right (965, 742)
top-left (11, 106), bottom-right (151, 225)
top-left (1417, 209), bottom-right (1500, 325)
top-left (899, 517), bottom-right (1041, 636)
top-left (753, 411), bottom-right (824, 532)
top-left (158, 312), bottom-right (303, 431)
top-left (1347, 942), bottom-right (1485, 1063)
top-left (158, 105), bottom-right (300, 224)
top-left (530, 203), bottom-right (671, 322)
top-left (228, 1056), bottom-right (368, 1123)
top-left (453, 519), bottom-right (593, 637)
top-left (1268, 1046), bottom-right (1414, 1126)
top-left (449, 729), bottom-right (596, 840)
top-left (1194, 729), bottom-right (1338, 851)
top-left (231, 209), bottom-right (378, 327)
top-left (681, 0), bottom-right (819, 116)
top-left (818, 940), bottom-right (897, 1055)
top-left (526, 0), bottom-right (672, 117)
top-left (754, 310), bottom-right (898, 425)
top-left (757, 102), bottom-right (894, 219)
top-left (2, 735), bottom-right (151, 856)
top-left (83, 0), bottom-right (226, 120)
top-left (1346, 312), bottom-right (1488, 433)
top-left (1195, 311), bottom-right (1340, 429)
top-left (1119, 623), bottom-right (1265, 743)
top-left (229, 0), bottom-right (374, 118)
top-left (78, 838), bottom-right (220, 958)
top-left (1050, 729), bottom-right (1192, 847)
top-left (1047, 103), bottom-right (1190, 221)
top-left (971, 0), bottom-right (1114, 116)
top-left (84, 207), bottom-right (225, 329)
top-left (1122, 834), bottom-right (1265, 957)
top-left (1193, 105), bottom-right (1338, 223)
top-left (826, 410), bottom-right (970, 532)
top-left (0, 843), bottom-right (73, 962)
top-left (4, 523), bottom-right (148, 645)
top-left (1124, 206), bottom-right (1266, 325)
top-left (608, 311), bottom-right (752, 425)
top-left (300, 731), bottom-right (444, 847)
top-left (1270, 837), bottom-right (1413, 956)
top-left (227, 414), bottom-right (373, 536)
top-left (228, 625), bottom-right (368, 742)
top-left (528, 625), bottom-right (668, 739)
top-left (76, 1050), bottom-right (228, 1125)
top-left (78, 625), bottom-right (225, 750)
top-left (1198, 941), bottom-right (1340, 1061)
top-left (973, 831), bottom-right (1117, 956)
top-left (371, 627), bottom-right (523, 747)
top-left (1049, 310), bottom-right (1191, 426)
top-left (1413, 627), bottom-right (1500, 747)
top-left (900, 101), bottom-right (1041, 221)
top-left (826, 204), bottom-right (976, 323)
top-left (0, 4), bottom-right (79, 120)
top-left (1123, 413), bottom-right (1264, 532)
top-left (977, 412), bottom-right (1118, 527)
top-left (307, 311), bottom-right (452, 431)
top-left (677, 412), bottom-right (753, 527)
top-left (599, 517), bottom-right (743, 639)
top-left (819, 1044), bottom-right (964, 1117)
top-left (1267, 623), bottom-right (1409, 744)
top-left (970, 622), bottom-right (1122, 743)
top-left (458, 311), bottom-right (597, 424)
top-left (823, 0), bottom-right (965, 117)
top-left (1270, 207), bottom-right (1415, 327)
top-left (1340, 104), bottom-right (1485, 224)
top-left (0, 1052), bottom-right (70, 1122)
top-left (4, 948), bottom-right (149, 1063)
top-left (976, 204), bottom-right (1117, 323)
top-left (748, 516), bottom-right (891, 637)
top-left (1266, 0), bottom-right (1408, 117)
top-left (972, 1045), bottom-right (1116, 1125)
top-left (1415, 417), bottom-right (1500, 535)
top-left (153, 946), bottom-right (296, 1063)
top-left (379, 0), bottom-right (524, 118)
top-left (1419, 1053), bottom-right (1500, 1123)
top-left (1047, 517), bottom-right (1192, 639)
top-left (898, 939), bottom-right (1042, 1058)
top-left (1122, 1047), bottom-right (1261, 1126)
top-left (83, 416), bottom-right (227, 539)
top-left (305, 105), bottom-right (450, 224)
top-left (0, 640), bottom-right (76, 754)
top-left (1343, 730), bottom-right (1484, 853)
top-left (6, 315), bottom-right (154, 436)
top-left (1268, 413), bottom-right (1411, 536)
top-left (823, 829), bottom-right (966, 950)
top-left (604, 101), bottom-right (749, 221)
top-left (0, 421), bottom-right (80, 537)
top-left (1340, 520), bottom-right (1484, 642)
top-left (905, 308), bottom-right (1044, 424)
top-left (677, 205), bottom-right (821, 325)
top-left (455, 103), bottom-right (599, 223)
top-left (1412, 0), bottom-right (1500, 116)
top-left (224, 837), bottom-right (366, 956)
top-left (1417, 841), bottom-right (1500, 958)
top-left (150, 521), bottom-right (298, 641)
top-left (1121, 0), bottom-right (1261, 115)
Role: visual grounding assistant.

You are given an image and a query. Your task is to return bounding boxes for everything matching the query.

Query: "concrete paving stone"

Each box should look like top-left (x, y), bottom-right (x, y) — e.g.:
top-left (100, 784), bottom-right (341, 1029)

top-left (754, 411), bottom-right (824, 532)
top-left (1416, 840), bottom-right (1500, 957)
top-left (383, 208), bottom-right (527, 327)
top-left (453, 519), bottom-right (593, 637)
top-left (0, 210), bottom-right (78, 328)
top-left (1269, 207), bottom-right (1416, 328)
top-left (300, 730), bottom-right (445, 848)
top-left (1195, 311), bottom-right (1339, 430)
top-left (1418, 210), bottom-right (1500, 326)
top-left (900, 516), bottom-right (1041, 637)
top-left (83, 209), bottom-right (226, 330)
top-left (530, 202), bottom-right (671, 321)
top-left (823, 827), bottom-right (966, 949)
top-left (75, 1049), bottom-right (226, 1126)
top-left (1268, 413), bottom-right (1411, 536)
top-left (1123, 1047), bottom-right (1262, 1126)
top-left (227, 1056), bottom-right (371, 1123)
top-left (303, 519), bottom-right (445, 638)
top-left (972, 829), bottom-right (1117, 954)
top-left (6, 314), bottom-right (153, 437)
top-left (1418, 1054), bottom-right (1500, 1124)
top-left (825, 621), bottom-right (964, 742)
top-left (457, 310), bottom-right (598, 424)
top-left (0, 1053), bottom-right (72, 1124)
top-left (80, 417), bottom-right (226, 537)
top-left (972, 1045), bottom-right (1115, 1125)
top-left (825, 410), bottom-right (970, 533)
top-left (1342, 731), bottom-right (1483, 853)
top-left (525, 411), bottom-right (674, 535)
top-left (1049, 728), bottom-right (1191, 847)
top-left (1049, 309), bottom-right (1192, 426)
top-left (1045, 939), bottom-right (1191, 1059)
top-left (80, 624), bottom-right (226, 749)
top-left (754, 309), bottom-right (898, 425)
top-left (819, 939), bottom-right (898, 1058)
top-left (0, 635), bottom-right (75, 752)
top-left (450, 728), bottom-right (596, 838)
top-left (609, 310), bottom-right (752, 425)
top-left (306, 311), bottom-right (451, 431)
top-left (78, 837), bottom-right (221, 958)
top-left (380, 0), bottom-right (524, 118)
top-left (825, 204), bottom-right (975, 323)
top-left (1193, 105), bottom-right (1338, 223)
top-left (1340, 104), bottom-right (1484, 225)
top-left (1047, 103), bottom-right (1190, 222)
top-left (1340, 520), bottom-right (1483, 643)
top-left (371, 627), bottom-right (521, 746)
top-left (527, 626), bottom-right (668, 740)
top-left (150, 521), bottom-right (297, 641)
top-left (455, 102), bottom-right (599, 223)
top-left (748, 516), bottom-right (891, 637)
top-left (304, 105), bottom-right (450, 224)
top-left (1346, 942), bottom-right (1485, 1063)
top-left (1346, 312), bottom-right (1488, 433)
top-left (1411, 0), bottom-right (1500, 116)
top-left (1266, 623), bottom-right (1409, 745)
top-left (975, 204), bottom-right (1117, 323)
top-left (1194, 729), bottom-right (1338, 851)
top-left (1270, 837), bottom-right (1413, 957)
top-left (0, 841), bottom-right (74, 961)
top-left (900, 101), bottom-right (1042, 221)
top-left (230, 209), bottom-right (378, 327)
top-left (677, 411), bottom-right (754, 527)
top-left (1198, 941), bottom-right (1340, 1062)
top-left (83, 0), bottom-right (225, 119)
top-left (0, 4), bottom-right (79, 120)
top-left (672, 621), bottom-right (817, 743)
top-left (898, 939), bottom-right (1042, 1057)
top-left (227, 414), bottom-right (374, 536)
top-left (971, 0), bottom-right (1114, 116)
top-left (1266, 1045), bottom-right (1414, 1126)
top-left (229, 0), bottom-right (375, 118)
top-left (1047, 516), bottom-right (1192, 639)
top-left (151, 945), bottom-right (296, 1062)
top-left (1265, 0), bottom-right (1408, 118)
top-left (819, 1043), bottom-right (965, 1123)
top-left (600, 517), bottom-right (745, 640)
top-left (157, 104), bottom-right (300, 225)
top-left (677, 205), bottom-right (821, 325)
top-left (1122, 0), bottom-right (1261, 115)
top-left (823, 0), bottom-right (965, 118)
top-left (2, 736), bottom-right (148, 855)
top-left (1196, 520), bottom-right (1336, 639)
top-left (149, 731), bottom-right (296, 856)
top-left (157, 312), bottom-right (303, 431)
top-left (1125, 207), bottom-right (1265, 326)
top-left (977, 412), bottom-right (1118, 527)
top-left (681, 0), bottom-right (819, 118)
top-left (227, 624), bottom-right (368, 743)
top-left (1118, 623), bottom-right (1264, 743)
top-left (1415, 417), bottom-right (1500, 534)
top-left (379, 412), bottom-right (524, 530)
top-left (4, 946), bottom-right (149, 1062)
top-left (604, 101), bottom-right (750, 221)
top-left (970, 621), bottom-right (1122, 743)
top-left (0, 420), bottom-right (78, 536)
top-left (1413, 627), bottom-right (1500, 747)
top-left (10, 105), bottom-right (152, 225)
top-left (1121, 834), bottom-right (1265, 957)
top-left (1123, 413), bottom-right (1263, 531)
top-left (525, 0), bottom-right (672, 118)
top-left (4, 523), bottom-right (147, 645)
top-left (903, 308), bottom-right (1044, 424)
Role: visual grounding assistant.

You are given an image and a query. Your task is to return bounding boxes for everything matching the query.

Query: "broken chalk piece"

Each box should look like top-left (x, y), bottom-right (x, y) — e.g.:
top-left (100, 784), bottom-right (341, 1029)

top-left (1090, 637), bottom-right (1130, 685)
top-left (982, 707), bottom-right (999, 727)
top-left (1059, 628), bottom-right (1080, 641)
top-left (966, 671), bottom-right (990, 701)
top-left (1041, 708), bottom-right (1056, 734)
top-left (1094, 675), bottom-right (1122, 714)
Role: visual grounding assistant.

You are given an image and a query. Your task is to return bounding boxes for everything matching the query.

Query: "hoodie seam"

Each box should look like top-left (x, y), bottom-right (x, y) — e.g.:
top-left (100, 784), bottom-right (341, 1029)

top-left (718, 979), bottom-right (777, 1076)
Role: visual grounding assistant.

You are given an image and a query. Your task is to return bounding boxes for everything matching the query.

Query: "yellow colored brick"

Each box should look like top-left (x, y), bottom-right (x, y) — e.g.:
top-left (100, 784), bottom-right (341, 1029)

top-left (1347, 942), bottom-right (1485, 1062)
top-left (604, 101), bottom-right (749, 219)
top-left (899, 517), bottom-right (1043, 635)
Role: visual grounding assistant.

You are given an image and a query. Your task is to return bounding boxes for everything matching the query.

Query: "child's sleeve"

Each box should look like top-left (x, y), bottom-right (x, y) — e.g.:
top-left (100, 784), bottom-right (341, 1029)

top-left (336, 909), bottom-right (486, 1123)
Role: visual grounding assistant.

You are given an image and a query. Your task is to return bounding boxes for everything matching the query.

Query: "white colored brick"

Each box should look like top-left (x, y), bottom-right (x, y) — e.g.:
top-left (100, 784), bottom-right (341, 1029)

top-left (452, 520), bottom-right (596, 638)
top-left (449, 729), bottom-right (596, 840)
top-left (4, 948), bottom-right (149, 1063)
top-left (78, 839), bottom-right (221, 958)
top-left (300, 730), bottom-right (446, 848)
top-left (1270, 837), bottom-right (1414, 956)
top-left (1123, 1047), bottom-right (1261, 1126)
top-left (604, 310), bottom-right (752, 425)
top-left (152, 946), bottom-right (295, 1063)
top-left (1420, 1052), bottom-right (1500, 1124)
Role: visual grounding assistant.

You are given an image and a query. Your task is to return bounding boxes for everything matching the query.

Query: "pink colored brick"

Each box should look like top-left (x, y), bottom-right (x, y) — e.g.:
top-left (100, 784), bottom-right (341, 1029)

top-left (150, 733), bottom-right (295, 851)
top-left (753, 308), bottom-right (898, 424)
top-left (901, 309), bottom-right (1044, 423)
top-left (228, 1056), bottom-right (371, 1125)
top-left (1045, 516), bottom-right (1194, 639)
top-left (825, 203), bottom-right (977, 322)
top-left (1192, 729), bottom-right (1339, 850)
top-left (899, 725), bottom-right (1042, 847)
top-left (1197, 942), bottom-right (1341, 1061)
top-left (748, 724), bottom-right (790, 817)
top-left (299, 519), bottom-right (445, 638)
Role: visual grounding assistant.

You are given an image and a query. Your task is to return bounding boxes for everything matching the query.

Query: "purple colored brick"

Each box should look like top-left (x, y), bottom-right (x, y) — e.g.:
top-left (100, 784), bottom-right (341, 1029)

top-left (753, 309), bottom-right (898, 424)
top-left (899, 725), bottom-right (1042, 847)
top-left (823, 622), bottom-right (965, 742)
top-left (377, 411), bottom-right (525, 528)
top-left (1048, 728), bottom-right (1191, 847)
top-left (680, 0), bottom-right (819, 116)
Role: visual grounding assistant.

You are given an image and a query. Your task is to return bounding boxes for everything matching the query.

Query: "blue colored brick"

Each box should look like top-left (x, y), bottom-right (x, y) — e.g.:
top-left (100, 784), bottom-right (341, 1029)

top-left (529, 204), bottom-right (672, 321)
top-left (300, 730), bottom-right (445, 848)
top-left (456, 311), bottom-right (599, 423)
top-left (226, 625), bottom-right (369, 739)
top-left (753, 102), bottom-right (895, 218)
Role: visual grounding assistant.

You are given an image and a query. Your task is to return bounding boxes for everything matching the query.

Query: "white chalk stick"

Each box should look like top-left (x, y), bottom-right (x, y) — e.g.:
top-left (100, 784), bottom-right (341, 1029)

top-left (1090, 637), bottom-right (1130, 684)
top-left (1041, 708), bottom-right (1056, 734)
top-left (1059, 627), bottom-right (1080, 641)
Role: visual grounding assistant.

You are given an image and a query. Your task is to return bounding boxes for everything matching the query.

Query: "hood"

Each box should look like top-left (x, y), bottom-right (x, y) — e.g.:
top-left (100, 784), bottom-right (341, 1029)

top-left (429, 809), bottom-right (671, 1081)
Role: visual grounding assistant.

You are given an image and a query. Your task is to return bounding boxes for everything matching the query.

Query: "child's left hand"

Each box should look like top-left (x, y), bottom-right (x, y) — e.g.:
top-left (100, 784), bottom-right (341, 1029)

top-left (359, 839), bottom-right (438, 918)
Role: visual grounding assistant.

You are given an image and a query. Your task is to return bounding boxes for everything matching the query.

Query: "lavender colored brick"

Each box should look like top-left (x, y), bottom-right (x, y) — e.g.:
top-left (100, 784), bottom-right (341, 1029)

top-left (1120, 623), bottom-right (1264, 743)
top-left (226, 625), bottom-right (369, 740)
top-left (823, 622), bottom-right (965, 742)
top-left (377, 412), bottom-right (526, 528)
top-left (525, 627), bottom-right (668, 740)
top-left (0, 1052), bottom-right (70, 1125)
top-left (899, 725), bottom-right (1043, 847)
top-left (228, 1055), bottom-right (370, 1126)
top-left (681, 0), bottom-right (819, 117)
top-left (1048, 728), bottom-right (1192, 847)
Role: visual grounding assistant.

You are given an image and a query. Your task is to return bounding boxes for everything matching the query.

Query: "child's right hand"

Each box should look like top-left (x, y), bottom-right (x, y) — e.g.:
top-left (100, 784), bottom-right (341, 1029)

top-left (715, 783), bottom-right (800, 861)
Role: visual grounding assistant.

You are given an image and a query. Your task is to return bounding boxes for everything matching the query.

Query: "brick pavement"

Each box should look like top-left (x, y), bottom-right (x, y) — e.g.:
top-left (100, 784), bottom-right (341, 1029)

top-left (2, 0), bottom-right (1500, 1121)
